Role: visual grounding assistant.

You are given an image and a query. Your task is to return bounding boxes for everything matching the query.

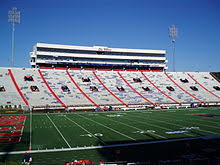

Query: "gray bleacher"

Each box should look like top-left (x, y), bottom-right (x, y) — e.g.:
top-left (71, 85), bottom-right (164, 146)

top-left (0, 67), bottom-right (219, 109)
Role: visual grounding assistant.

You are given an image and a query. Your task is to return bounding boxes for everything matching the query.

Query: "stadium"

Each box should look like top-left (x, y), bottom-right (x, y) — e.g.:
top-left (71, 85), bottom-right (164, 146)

top-left (0, 42), bottom-right (220, 165)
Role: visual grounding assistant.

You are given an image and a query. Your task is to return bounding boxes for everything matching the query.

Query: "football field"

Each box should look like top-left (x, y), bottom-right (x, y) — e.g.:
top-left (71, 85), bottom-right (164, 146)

top-left (0, 107), bottom-right (220, 164)
top-left (1, 107), bottom-right (220, 152)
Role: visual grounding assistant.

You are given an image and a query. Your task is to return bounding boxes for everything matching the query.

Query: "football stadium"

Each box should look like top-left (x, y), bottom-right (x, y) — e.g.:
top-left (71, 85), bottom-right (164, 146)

top-left (0, 42), bottom-right (220, 165)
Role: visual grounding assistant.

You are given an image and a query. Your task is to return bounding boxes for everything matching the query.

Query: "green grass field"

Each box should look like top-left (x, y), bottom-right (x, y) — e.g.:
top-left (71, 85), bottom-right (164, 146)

top-left (1, 107), bottom-right (220, 164)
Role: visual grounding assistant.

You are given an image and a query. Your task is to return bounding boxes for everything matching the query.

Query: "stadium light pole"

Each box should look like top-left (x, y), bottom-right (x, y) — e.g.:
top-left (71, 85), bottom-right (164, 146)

top-left (169, 25), bottom-right (178, 72)
top-left (8, 7), bottom-right (20, 67)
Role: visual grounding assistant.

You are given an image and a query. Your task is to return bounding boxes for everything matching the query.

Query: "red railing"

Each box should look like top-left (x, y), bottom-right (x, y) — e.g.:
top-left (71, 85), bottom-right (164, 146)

top-left (38, 70), bottom-right (67, 108)
top-left (66, 70), bottom-right (99, 107)
top-left (118, 72), bottom-right (155, 106)
top-left (187, 73), bottom-right (220, 99)
top-left (8, 69), bottom-right (29, 106)
top-left (164, 72), bottom-right (204, 104)
top-left (141, 72), bottom-right (181, 105)
top-left (93, 71), bottom-right (128, 107)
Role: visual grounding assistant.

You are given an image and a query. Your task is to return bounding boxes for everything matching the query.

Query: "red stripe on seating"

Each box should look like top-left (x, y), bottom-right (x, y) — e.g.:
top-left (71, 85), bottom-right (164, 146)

top-left (187, 73), bottom-right (220, 99)
top-left (164, 72), bottom-right (204, 104)
top-left (93, 71), bottom-right (128, 107)
top-left (38, 69), bottom-right (67, 108)
top-left (66, 70), bottom-right (99, 107)
top-left (118, 72), bottom-right (155, 106)
top-left (141, 72), bottom-right (181, 105)
top-left (8, 69), bottom-right (29, 106)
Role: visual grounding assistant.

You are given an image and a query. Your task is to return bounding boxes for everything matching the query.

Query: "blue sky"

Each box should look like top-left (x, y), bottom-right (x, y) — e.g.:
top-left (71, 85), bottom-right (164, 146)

top-left (0, 0), bottom-right (219, 71)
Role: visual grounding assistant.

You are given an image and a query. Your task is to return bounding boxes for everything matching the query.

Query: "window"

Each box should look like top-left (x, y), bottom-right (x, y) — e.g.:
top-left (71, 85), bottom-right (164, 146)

top-left (190, 86), bottom-right (198, 91)
top-left (61, 85), bottom-right (70, 92)
top-left (133, 78), bottom-right (142, 83)
top-left (117, 86), bottom-right (125, 91)
top-left (142, 87), bottom-right (150, 91)
top-left (0, 86), bottom-right (6, 92)
top-left (166, 86), bottom-right (175, 91)
top-left (90, 86), bottom-right (98, 92)
top-left (82, 78), bottom-right (91, 82)
top-left (213, 86), bottom-right (220, 91)
top-left (96, 51), bottom-right (104, 55)
top-left (30, 86), bottom-right (39, 92)
top-left (24, 76), bottom-right (34, 81)
top-left (180, 78), bottom-right (188, 83)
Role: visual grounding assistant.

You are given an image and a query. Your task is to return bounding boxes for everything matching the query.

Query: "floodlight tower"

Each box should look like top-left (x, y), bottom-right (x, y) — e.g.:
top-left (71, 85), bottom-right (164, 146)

top-left (169, 25), bottom-right (178, 72)
top-left (8, 7), bottom-right (20, 67)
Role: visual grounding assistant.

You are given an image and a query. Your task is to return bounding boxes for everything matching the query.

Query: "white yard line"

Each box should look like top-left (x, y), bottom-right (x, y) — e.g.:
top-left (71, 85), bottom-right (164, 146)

top-left (46, 114), bottom-right (71, 148)
top-left (100, 115), bottom-right (166, 139)
top-left (148, 114), bottom-right (220, 135)
top-left (65, 116), bottom-right (106, 145)
top-left (127, 113), bottom-right (195, 137)
top-left (77, 114), bottom-right (137, 141)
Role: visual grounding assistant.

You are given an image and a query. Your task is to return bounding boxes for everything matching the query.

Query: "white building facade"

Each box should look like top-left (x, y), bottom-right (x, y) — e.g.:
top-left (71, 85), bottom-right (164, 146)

top-left (30, 43), bottom-right (168, 70)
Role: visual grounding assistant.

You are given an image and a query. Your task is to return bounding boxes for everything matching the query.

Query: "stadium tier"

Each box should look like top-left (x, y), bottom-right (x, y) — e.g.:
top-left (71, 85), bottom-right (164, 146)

top-left (29, 43), bottom-right (167, 71)
top-left (0, 67), bottom-right (219, 110)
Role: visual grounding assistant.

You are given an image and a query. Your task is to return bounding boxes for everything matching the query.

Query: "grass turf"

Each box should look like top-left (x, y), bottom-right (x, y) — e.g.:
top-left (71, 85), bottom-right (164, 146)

top-left (0, 107), bottom-right (220, 164)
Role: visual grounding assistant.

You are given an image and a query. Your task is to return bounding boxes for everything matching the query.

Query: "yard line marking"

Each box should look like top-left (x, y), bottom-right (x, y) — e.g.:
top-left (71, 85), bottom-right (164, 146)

top-left (157, 112), bottom-right (220, 131)
top-left (77, 114), bottom-right (136, 141)
top-left (146, 113), bottom-right (220, 135)
top-left (126, 113), bottom-right (195, 137)
top-left (100, 115), bottom-right (166, 139)
top-left (65, 116), bottom-right (106, 145)
top-left (46, 114), bottom-right (71, 148)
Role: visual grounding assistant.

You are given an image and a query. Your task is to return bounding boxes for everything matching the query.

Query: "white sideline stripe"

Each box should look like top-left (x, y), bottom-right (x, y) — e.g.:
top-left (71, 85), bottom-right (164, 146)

top-left (150, 114), bottom-right (220, 135)
top-left (1, 135), bottom-right (220, 155)
top-left (46, 114), bottom-right (71, 148)
top-left (100, 115), bottom-right (166, 139)
top-left (128, 113), bottom-right (195, 137)
top-left (65, 116), bottom-right (106, 145)
top-left (77, 114), bottom-right (136, 141)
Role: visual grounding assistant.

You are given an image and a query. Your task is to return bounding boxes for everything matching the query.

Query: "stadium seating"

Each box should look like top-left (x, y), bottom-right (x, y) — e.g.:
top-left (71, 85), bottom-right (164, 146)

top-left (167, 72), bottom-right (220, 103)
top-left (0, 68), bottom-right (24, 106)
top-left (0, 67), bottom-right (219, 109)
